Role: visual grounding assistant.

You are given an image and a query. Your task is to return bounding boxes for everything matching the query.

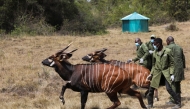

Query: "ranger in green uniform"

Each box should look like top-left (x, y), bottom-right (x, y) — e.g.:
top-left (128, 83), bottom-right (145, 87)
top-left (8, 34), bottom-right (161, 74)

top-left (146, 38), bottom-right (180, 109)
top-left (127, 38), bottom-right (152, 70)
top-left (145, 35), bottom-right (159, 101)
top-left (146, 35), bottom-right (156, 52)
top-left (165, 36), bottom-right (185, 108)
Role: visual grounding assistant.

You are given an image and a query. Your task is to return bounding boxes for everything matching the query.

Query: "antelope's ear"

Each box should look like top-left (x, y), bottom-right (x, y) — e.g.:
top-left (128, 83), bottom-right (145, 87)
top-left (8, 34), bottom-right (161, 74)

top-left (95, 48), bottom-right (107, 53)
top-left (67, 53), bottom-right (73, 59)
top-left (55, 42), bottom-right (73, 56)
top-left (59, 53), bottom-right (72, 61)
top-left (101, 48), bottom-right (107, 52)
top-left (67, 49), bottom-right (78, 54)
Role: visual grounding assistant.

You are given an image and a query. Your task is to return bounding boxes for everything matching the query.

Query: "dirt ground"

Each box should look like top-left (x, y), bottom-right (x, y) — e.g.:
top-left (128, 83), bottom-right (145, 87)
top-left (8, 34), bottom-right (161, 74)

top-left (0, 21), bottom-right (190, 109)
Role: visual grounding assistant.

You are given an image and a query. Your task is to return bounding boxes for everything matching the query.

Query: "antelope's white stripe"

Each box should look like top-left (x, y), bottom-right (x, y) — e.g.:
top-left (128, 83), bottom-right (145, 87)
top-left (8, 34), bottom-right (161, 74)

top-left (91, 64), bottom-right (96, 91)
top-left (129, 63), bottom-right (132, 82)
top-left (139, 65), bottom-right (142, 86)
top-left (131, 63), bottom-right (133, 79)
top-left (94, 64), bottom-right (97, 91)
top-left (102, 64), bottom-right (106, 90)
top-left (138, 66), bottom-right (142, 86)
top-left (109, 67), bottom-right (125, 93)
top-left (98, 64), bottom-right (102, 91)
top-left (84, 65), bottom-right (89, 87)
top-left (137, 64), bottom-right (139, 85)
top-left (124, 62), bottom-right (126, 71)
top-left (95, 64), bottom-right (99, 92)
top-left (141, 71), bottom-right (146, 87)
top-left (81, 65), bottom-right (88, 87)
top-left (95, 64), bottom-right (100, 91)
top-left (106, 65), bottom-right (116, 92)
top-left (90, 64), bottom-right (94, 91)
top-left (103, 64), bottom-right (111, 90)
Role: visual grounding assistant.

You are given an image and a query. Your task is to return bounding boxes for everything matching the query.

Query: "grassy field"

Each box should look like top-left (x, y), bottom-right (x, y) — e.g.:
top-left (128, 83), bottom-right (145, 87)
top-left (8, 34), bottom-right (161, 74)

top-left (0, 21), bottom-right (190, 109)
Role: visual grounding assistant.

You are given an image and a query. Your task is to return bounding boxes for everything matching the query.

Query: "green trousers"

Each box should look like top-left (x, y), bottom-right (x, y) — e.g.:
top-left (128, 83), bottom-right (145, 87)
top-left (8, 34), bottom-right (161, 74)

top-left (169, 81), bottom-right (181, 102)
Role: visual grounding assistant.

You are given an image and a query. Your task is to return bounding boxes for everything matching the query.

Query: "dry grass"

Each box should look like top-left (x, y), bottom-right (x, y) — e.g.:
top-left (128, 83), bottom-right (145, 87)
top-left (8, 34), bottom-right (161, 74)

top-left (0, 21), bottom-right (190, 109)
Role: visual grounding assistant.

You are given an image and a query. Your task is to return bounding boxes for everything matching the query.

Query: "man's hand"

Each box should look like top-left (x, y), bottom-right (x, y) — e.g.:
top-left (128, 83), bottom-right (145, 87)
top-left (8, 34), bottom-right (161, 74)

top-left (139, 58), bottom-right (143, 63)
top-left (170, 75), bottom-right (174, 82)
top-left (146, 74), bottom-right (153, 81)
top-left (149, 50), bottom-right (154, 54)
top-left (127, 59), bottom-right (132, 63)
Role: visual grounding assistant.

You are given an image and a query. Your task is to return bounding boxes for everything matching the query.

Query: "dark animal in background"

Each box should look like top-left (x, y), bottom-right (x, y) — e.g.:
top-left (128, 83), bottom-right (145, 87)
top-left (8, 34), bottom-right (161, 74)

top-left (41, 45), bottom-right (147, 109)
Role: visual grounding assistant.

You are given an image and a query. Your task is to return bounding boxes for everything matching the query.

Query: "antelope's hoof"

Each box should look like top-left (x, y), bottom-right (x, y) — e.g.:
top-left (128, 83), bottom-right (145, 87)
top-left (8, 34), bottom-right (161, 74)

top-left (61, 100), bottom-right (65, 105)
top-left (60, 99), bottom-right (65, 105)
top-left (59, 96), bottom-right (65, 105)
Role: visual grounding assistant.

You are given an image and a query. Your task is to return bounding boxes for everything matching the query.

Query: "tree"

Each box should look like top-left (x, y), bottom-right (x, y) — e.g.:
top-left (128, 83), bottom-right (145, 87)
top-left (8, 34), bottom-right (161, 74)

top-left (170, 0), bottom-right (188, 21)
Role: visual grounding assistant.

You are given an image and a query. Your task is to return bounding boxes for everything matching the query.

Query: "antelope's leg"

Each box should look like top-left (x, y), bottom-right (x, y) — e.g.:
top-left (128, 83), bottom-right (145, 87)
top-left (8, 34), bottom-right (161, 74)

top-left (59, 83), bottom-right (71, 105)
top-left (106, 92), bottom-right (121, 109)
top-left (80, 91), bottom-right (88, 109)
top-left (126, 88), bottom-right (146, 108)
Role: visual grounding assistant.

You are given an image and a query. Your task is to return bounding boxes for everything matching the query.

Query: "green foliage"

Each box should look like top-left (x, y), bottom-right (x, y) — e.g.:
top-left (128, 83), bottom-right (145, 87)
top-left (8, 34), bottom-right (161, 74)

top-left (0, 0), bottom-right (17, 33)
top-left (97, 0), bottom-right (189, 26)
top-left (40, 0), bottom-right (79, 30)
top-left (59, 0), bottom-right (106, 35)
top-left (167, 0), bottom-right (188, 22)
top-left (11, 16), bottom-right (55, 36)
top-left (0, 0), bottom-right (190, 36)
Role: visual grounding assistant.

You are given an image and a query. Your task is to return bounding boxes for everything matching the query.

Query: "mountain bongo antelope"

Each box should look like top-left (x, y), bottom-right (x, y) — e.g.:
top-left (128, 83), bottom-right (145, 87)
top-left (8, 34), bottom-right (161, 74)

top-left (82, 48), bottom-right (159, 100)
top-left (41, 45), bottom-right (146, 109)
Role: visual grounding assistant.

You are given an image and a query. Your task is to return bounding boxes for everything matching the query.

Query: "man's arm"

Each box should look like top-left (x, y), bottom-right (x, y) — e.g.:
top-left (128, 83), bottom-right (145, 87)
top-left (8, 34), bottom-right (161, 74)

top-left (141, 44), bottom-right (150, 60)
top-left (181, 48), bottom-right (186, 68)
top-left (168, 50), bottom-right (174, 75)
top-left (150, 52), bottom-right (155, 75)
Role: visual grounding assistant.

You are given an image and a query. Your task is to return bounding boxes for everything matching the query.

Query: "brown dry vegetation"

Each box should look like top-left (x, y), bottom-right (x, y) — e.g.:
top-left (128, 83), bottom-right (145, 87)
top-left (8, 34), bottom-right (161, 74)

top-left (0, 22), bottom-right (190, 109)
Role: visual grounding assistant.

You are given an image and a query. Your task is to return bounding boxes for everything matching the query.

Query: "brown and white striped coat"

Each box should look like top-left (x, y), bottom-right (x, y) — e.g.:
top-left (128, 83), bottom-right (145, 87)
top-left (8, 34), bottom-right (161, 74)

top-left (82, 48), bottom-right (158, 99)
top-left (42, 46), bottom-right (146, 109)
top-left (82, 49), bottom-right (150, 89)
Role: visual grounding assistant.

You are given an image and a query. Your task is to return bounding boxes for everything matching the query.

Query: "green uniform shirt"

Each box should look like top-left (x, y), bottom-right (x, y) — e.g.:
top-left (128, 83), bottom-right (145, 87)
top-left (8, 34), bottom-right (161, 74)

top-left (146, 41), bottom-right (154, 51)
top-left (166, 42), bottom-right (185, 82)
top-left (145, 41), bottom-right (155, 70)
top-left (150, 47), bottom-right (174, 89)
top-left (132, 43), bottom-right (151, 70)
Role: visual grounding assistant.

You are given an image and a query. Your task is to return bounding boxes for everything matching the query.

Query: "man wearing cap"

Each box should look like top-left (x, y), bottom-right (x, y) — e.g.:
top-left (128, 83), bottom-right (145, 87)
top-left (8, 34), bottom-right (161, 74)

top-left (145, 35), bottom-right (159, 101)
top-left (146, 35), bottom-right (156, 55)
top-left (127, 37), bottom-right (159, 99)
top-left (146, 38), bottom-right (180, 109)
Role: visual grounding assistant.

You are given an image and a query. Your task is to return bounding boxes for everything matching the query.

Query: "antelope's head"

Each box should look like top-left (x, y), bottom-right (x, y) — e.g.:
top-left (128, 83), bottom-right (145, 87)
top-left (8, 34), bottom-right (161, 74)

top-left (42, 43), bottom-right (77, 67)
top-left (82, 48), bottom-right (107, 62)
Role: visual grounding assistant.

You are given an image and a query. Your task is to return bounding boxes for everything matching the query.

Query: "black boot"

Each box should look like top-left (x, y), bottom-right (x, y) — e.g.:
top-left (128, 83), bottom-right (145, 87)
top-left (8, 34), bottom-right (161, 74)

top-left (146, 87), bottom-right (155, 108)
top-left (147, 94), bottom-right (154, 108)
top-left (177, 93), bottom-right (181, 107)
top-left (172, 93), bottom-right (181, 109)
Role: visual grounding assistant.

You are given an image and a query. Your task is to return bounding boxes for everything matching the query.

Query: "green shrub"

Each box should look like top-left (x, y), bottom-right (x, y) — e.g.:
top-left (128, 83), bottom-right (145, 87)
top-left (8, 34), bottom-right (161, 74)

top-left (11, 17), bottom-right (55, 36)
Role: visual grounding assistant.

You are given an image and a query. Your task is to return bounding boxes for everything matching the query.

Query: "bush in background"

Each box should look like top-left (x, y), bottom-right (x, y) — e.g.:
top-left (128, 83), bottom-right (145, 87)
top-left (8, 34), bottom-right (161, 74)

top-left (11, 16), bottom-right (55, 36)
top-left (0, 0), bottom-right (190, 36)
top-left (165, 23), bottom-right (179, 31)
